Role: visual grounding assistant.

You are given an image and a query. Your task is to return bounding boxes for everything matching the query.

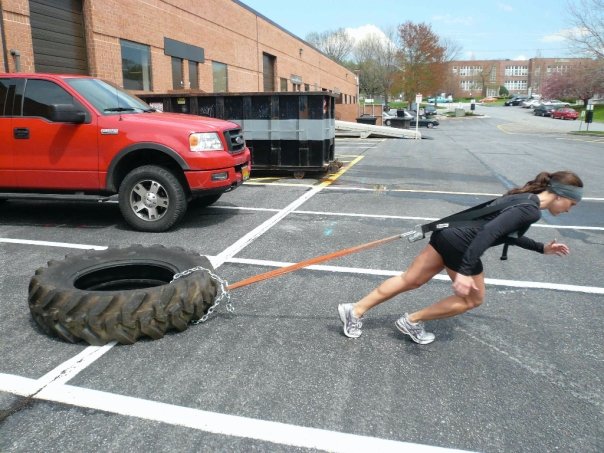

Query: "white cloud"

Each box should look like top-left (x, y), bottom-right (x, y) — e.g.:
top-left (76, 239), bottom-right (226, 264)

top-left (541, 27), bottom-right (586, 42)
top-left (541, 33), bottom-right (566, 43)
top-left (497, 2), bottom-right (514, 12)
top-left (345, 24), bottom-right (389, 44)
top-left (514, 54), bottom-right (529, 60)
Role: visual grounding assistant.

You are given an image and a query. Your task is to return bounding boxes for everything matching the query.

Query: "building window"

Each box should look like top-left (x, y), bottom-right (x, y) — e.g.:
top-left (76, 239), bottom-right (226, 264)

top-left (547, 64), bottom-right (570, 73)
top-left (172, 57), bottom-right (184, 89)
top-left (460, 80), bottom-right (473, 91)
top-left (212, 61), bottom-right (228, 92)
top-left (304, 83), bottom-right (309, 92)
top-left (504, 80), bottom-right (527, 90)
top-left (458, 65), bottom-right (482, 76)
top-left (188, 61), bottom-right (199, 89)
top-left (504, 65), bottom-right (528, 76)
top-left (120, 40), bottom-right (152, 91)
top-left (280, 77), bottom-right (288, 91)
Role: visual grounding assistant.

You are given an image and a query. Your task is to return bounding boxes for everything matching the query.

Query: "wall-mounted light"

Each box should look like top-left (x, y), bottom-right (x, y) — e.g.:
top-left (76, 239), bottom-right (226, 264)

top-left (10, 49), bottom-right (21, 72)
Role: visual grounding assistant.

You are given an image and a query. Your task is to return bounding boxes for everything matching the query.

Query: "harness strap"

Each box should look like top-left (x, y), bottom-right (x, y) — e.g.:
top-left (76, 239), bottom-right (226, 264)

top-left (421, 197), bottom-right (532, 235)
top-left (419, 194), bottom-right (536, 260)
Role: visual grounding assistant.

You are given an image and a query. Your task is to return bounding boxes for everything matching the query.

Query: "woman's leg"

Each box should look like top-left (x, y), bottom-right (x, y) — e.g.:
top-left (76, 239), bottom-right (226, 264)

top-left (353, 244), bottom-right (445, 318)
top-left (408, 268), bottom-right (485, 323)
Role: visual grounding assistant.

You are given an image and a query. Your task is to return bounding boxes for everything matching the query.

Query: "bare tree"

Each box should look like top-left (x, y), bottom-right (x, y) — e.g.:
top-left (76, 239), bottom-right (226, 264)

top-left (566, 0), bottom-right (604, 58)
top-left (353, 29), bottom-right (399, 103)
top-left (440, 37), bottom-right (462, 62)
top-left (306, 28), bottom-right (355, 64)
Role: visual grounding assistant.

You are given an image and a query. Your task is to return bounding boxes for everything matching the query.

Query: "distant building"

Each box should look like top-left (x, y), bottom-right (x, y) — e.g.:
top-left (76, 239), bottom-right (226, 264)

top-left (0, 0), bottom-right (359, 120)
top-left (446, 58), bottom-right (594, 98)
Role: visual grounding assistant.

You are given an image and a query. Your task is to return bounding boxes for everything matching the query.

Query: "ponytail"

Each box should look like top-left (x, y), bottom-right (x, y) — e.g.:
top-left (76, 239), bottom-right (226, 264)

top-left (506, 171), bottom-right (583, 196)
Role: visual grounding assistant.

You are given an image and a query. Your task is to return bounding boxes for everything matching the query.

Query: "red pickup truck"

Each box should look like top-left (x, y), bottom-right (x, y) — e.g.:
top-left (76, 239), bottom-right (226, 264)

top-left (0, 73), bottom-right (251, 232)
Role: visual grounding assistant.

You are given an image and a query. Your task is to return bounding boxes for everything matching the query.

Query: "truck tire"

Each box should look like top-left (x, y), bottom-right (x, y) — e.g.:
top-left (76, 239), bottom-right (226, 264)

top-left (119, 165), bottom-right (187, 232)
top-left (28, 245), bottom-right (217, 345)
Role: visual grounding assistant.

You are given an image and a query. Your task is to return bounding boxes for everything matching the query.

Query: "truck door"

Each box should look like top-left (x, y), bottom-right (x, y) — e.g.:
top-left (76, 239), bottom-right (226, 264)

top-left (12, 78), bottom-right (99, 190)
top-left (0, 78), bottom-right (15, 187)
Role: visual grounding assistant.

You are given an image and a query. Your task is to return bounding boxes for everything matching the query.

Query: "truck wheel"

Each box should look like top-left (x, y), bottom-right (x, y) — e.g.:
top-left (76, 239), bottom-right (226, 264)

top-left (28, 245), bottom-right (217, 345)
top-left (119, 165), bottom-right (187, 232)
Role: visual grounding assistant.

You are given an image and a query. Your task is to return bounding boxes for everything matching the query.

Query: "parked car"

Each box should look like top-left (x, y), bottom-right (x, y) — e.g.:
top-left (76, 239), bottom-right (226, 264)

top-left (427, 96), bottom-right (451, 104)
top-left (411, 117), bottom-right (439, 128)
top-left (504, 96), bottom-right (527, 106)
top-left (422, 105), bottom-right (438, 116)
top-left (382, 108), bottom-right (411, 126)
top-left (541, 99), bottom-right (570, 108)
top-left (533, 104), bottom-right (556, 117)
top-left (551, 107), bottom-right (579, 120)
top-left (521, 99), bottom-right (541, 108)
top-left (408, 106), bottom-right (438, 118)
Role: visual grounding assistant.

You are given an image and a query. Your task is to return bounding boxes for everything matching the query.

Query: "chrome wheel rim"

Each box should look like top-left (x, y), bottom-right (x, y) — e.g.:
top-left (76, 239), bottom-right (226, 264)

top-left (129, 179), bottom-right (169, 222)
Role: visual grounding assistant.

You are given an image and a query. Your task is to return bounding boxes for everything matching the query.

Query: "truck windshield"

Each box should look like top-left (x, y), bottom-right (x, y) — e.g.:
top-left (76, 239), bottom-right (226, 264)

top-left (66, 78), bottom-right (154, 115)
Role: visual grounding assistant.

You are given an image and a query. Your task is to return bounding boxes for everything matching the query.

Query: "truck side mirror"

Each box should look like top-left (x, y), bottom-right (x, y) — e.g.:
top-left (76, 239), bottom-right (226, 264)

top-left (49, 104), bottom-right (87, 124)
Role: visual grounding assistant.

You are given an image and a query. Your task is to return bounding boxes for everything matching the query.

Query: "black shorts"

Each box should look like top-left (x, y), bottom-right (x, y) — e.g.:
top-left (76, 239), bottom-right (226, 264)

top-left (429, 230), bottom-right (484, 275)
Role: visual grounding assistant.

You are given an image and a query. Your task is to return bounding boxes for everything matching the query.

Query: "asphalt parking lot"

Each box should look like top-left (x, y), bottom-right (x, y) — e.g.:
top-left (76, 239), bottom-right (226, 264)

top-left (1, 106), bottom-right (603, 452)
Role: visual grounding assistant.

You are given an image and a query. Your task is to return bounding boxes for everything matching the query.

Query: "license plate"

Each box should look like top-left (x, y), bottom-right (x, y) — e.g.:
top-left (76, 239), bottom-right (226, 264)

top-left (242, 166), bottom-right (250, 180)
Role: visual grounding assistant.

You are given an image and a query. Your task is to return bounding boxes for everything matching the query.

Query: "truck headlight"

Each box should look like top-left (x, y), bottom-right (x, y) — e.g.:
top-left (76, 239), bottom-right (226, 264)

top-left (189, 132), bottom-right (224, 151)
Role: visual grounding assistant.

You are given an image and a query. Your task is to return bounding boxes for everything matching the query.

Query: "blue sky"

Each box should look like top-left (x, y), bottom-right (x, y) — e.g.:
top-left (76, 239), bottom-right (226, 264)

top-left (241, 0), bottom-right (578, 61)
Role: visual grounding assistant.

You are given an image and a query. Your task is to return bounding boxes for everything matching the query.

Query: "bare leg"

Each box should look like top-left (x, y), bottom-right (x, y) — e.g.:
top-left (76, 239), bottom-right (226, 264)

top-left (408, 268), bottom-right (485, 323)
top-left (353, 245), bottom-right (445, 318)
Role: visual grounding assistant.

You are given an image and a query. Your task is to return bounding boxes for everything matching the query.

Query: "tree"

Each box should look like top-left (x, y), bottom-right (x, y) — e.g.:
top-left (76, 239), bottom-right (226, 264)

top-left (566, 0), bottom-right (604, 58)
top-left (470, 63), bottom-right (498, 97)
top-left (353, 29), bottom-right (399, 103)
top-left (541, 60), bottom-right (604, 106)
top-left (395, 22), bottom-right (447, 104)
top-left (305, 28), bottom-right (355, 64)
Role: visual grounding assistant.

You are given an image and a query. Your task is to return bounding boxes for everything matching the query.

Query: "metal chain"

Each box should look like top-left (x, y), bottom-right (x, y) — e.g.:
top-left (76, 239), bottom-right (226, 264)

top-left (170, 266), bottom-right (233, 324)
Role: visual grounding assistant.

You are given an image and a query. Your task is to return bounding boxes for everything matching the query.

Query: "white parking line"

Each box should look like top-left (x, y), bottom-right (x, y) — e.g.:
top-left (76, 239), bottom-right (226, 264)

top-left (0, 238), bottom-right (107, 250)
top-left (0, 374), bottom-right (469, 453)
top-left (210, 206), bottom-right (604, 232)
top-left (228, 257), bottom-right (604, 295)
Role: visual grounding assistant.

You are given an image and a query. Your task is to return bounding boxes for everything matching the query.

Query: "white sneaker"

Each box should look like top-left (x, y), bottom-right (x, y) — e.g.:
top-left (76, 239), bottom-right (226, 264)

top-left (338, 303), bottom-right (363, 338)
top-left (395, 313), bottom-right (435, 344)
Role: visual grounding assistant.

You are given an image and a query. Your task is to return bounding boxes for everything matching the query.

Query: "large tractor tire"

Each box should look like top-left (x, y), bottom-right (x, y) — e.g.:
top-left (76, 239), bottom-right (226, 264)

top-left (28, 245), bottom-right (217, 345)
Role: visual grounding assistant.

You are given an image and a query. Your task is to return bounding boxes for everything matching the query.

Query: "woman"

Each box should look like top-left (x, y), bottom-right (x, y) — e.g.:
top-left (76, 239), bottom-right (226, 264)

top-left (338, 171), bottom-right (583, 344)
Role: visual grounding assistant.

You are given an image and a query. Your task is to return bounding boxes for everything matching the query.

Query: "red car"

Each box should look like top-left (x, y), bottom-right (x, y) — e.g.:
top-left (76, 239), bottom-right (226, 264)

top-left (551, 107), bottom-right (579, 120)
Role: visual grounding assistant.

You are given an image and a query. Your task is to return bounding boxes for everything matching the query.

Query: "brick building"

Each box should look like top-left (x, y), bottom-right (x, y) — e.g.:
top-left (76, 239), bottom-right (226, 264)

top-left (0, 0), bottom-right (359, 120)
top-left (445, 57), bottom-right (594, 98)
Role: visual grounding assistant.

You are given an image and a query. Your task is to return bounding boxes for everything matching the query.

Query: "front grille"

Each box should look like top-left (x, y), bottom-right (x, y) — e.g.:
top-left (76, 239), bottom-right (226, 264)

top-left (224, 128), bottom-right (246, 154)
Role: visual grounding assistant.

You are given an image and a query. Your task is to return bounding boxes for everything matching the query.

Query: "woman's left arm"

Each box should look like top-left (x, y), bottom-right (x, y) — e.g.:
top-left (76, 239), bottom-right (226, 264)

top-left (543, 239), bottom-right (570, 256)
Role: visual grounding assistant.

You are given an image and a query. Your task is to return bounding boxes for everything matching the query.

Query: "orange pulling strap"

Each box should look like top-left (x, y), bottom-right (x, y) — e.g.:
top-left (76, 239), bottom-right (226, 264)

top-left (227, 232), bottom-right (408, 291)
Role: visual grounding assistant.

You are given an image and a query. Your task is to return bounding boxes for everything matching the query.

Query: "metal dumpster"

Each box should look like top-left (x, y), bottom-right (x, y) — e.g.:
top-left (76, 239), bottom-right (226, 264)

top-left (139, 92), bottom-right (337, 178)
